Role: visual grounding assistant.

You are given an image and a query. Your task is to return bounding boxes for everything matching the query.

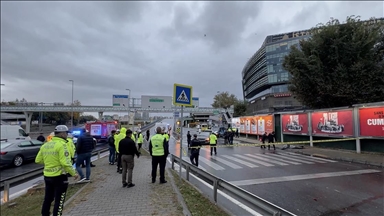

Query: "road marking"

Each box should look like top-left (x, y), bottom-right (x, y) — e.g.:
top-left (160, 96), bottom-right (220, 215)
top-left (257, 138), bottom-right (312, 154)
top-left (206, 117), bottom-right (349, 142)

top-left (167, 158), bottom-right (263, 216)
top-left (253, 153), bottom-right (302, 165)
top-left (279, 152), bottom-right (337, 163)
top-left (234, 154), bottom-right (275, 167)
top-left (212, 157), bottom-right (243, 169)
top-left (267, 153), bottom-right (315, 164)
top-left (245, 154), bottom-right (290, 166)
top-left (230, 169), bottom-right (381, 186)
top-left (276, 152), bottom-right (327, 163)
top-left (182, 157), bottom-right (207, 171)
top-left (199, 157), bottom-right (225, 170)
top-left (221, 155), bottom-right (259, 168)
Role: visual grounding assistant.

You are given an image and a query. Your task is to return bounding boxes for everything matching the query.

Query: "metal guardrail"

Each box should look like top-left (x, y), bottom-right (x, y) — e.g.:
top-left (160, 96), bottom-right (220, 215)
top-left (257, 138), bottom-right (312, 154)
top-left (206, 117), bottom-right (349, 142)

top-left (170, 154), bottom-right (296, 216)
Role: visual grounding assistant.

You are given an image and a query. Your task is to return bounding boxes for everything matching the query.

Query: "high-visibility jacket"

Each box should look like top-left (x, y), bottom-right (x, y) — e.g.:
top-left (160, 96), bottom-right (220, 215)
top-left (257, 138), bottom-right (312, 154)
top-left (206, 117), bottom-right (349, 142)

top-left (133, 132), bottom-right (137, 140)
top-left (115, 128), bottom-right (127, 153)
top-left (131, 134), bottom-right (136, 141)
top-left (151, 134), bottom-right (165, 156)
top-left (137, 133), bottom-right (143, 144)
top-left (66, 138), bottom-right (76, 158)
top-left (209, 134), bottom-right (217, 145)
top-left (35, 137), bottom-right (76, 177)
top-left (163, 133), bottom-right (169, 142)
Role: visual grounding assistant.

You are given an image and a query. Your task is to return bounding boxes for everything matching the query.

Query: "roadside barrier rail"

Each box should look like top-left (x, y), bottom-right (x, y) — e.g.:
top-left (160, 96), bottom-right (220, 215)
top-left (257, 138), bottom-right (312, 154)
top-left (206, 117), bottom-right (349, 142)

top-left (170, 154), bottom-right (296, 216)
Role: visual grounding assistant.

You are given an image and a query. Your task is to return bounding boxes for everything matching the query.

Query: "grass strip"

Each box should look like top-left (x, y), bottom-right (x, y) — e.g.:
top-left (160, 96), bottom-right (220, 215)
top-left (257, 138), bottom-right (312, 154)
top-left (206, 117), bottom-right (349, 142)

top-left (0, 183), bottom-right (84, 216)
top-left (170, 170), bottom-right (230, 216)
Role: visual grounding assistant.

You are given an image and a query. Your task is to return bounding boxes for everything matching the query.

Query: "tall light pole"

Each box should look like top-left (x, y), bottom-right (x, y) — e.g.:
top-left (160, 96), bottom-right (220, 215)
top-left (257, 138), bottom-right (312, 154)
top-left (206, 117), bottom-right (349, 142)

top-left (69, 80), bottom-right (74, 128)
top-left (126, 89), bottom-right (131, 126)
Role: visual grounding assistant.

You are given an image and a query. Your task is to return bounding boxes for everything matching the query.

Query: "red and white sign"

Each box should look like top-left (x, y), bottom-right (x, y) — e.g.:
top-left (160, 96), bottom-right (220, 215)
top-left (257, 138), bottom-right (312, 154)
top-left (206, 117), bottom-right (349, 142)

top-left (311, 110), bottom-right (354, 137)
top-left (359, 107), bottom-right (384, 137)
top-left (281, 113), bottom-right (309, 135)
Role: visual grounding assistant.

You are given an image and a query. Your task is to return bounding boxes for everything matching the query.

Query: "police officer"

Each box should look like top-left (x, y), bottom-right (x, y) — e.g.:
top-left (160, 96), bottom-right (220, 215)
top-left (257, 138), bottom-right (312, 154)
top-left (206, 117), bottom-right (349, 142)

top-left (189, 134), bottom-right (202, 167)
top-left (35, 125), bottom-right (78, 216)
top-left (67, 133), bottom-right (76, 164)
top-left (209, 132), bottom-right (217, 156)
top-left (149, 127), bottom-right (169, 184)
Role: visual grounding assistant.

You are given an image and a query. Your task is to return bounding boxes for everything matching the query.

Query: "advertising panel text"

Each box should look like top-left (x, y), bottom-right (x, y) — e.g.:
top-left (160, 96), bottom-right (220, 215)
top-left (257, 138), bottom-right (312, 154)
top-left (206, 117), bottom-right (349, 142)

top-left (359, 107), bottom-right (384, 137)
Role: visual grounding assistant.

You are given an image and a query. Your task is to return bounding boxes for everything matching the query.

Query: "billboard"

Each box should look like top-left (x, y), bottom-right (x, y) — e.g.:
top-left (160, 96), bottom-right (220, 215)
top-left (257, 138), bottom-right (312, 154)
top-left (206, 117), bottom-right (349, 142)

top-left (141, 95), bottom-right (172, 109)
top-left (186, 97), bottom-right (200, 108)
top-left (257, 115), bottom-right (274, 135)
top-left (359, 107), bottom-right (384, 137)
top-left (282, 113), bottom-right (309, 135)
top-left (245, 117), bottom-right (251, 134)
top-left (311, 110), bottom-right (354, 137)
top-left (112, 95), bottom-right (129, 107)
top-left (231, 117), bottom-right (240, 130)
top-left (240, 117), bottom-right (246, 133)
top-left (250, 116), bottom-right (257, 135)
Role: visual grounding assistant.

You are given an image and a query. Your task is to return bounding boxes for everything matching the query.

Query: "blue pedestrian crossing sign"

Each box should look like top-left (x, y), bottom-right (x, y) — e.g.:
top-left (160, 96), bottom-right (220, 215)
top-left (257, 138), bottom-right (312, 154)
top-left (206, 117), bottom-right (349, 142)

top-left (173, 83), bottom-right (193, 106)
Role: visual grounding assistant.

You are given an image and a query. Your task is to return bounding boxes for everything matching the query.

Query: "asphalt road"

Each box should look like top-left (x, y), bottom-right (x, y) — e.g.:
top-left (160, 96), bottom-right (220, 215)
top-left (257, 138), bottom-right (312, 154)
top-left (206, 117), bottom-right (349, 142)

top-left (168, 126), bottom-right (384, 216)
top-left (0, 143), bottom-right (109, 181)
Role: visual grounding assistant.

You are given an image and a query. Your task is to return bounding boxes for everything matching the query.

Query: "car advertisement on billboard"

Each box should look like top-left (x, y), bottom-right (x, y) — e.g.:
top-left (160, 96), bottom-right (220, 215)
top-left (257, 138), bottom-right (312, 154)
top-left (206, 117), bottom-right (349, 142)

top-left (240, 117), bottom-right (246, 133)
top-left (282, 113), bottom-right (309, 135)
top-left (257, 115), bottom-right (274, 135)
top-left (359, 107), bottom-right (384, 138)
top-left (250, 116), bottom-right (257, 135)
top-left (311, 110), bottom-right (354, 137)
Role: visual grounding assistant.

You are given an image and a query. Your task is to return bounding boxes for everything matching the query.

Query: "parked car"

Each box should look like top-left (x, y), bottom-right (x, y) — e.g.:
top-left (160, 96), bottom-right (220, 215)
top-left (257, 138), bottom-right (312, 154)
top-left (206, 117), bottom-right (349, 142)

top-left (0, 139), bottom-right (44, 167)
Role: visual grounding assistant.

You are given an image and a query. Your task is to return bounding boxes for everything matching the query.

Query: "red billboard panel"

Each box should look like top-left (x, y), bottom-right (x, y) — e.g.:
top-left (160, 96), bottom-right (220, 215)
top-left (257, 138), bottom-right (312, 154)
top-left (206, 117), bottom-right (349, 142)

top-left (359, 107), bottom-right (384, 137)
top-left (311, 110), bottom-right (354, 137)
top-left (281, 113), bottom-right (309, 135)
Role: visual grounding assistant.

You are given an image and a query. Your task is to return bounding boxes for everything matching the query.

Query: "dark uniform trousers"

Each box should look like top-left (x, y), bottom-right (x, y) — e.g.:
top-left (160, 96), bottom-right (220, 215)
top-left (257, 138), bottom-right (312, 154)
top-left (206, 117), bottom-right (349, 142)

top-left (151, 155), bottom-right (166, 182)
top-left (116, 153), bottom-right (122, 172)
top-left (42, 174), bottom-right (69, 216)
top-left (190, 150), bottom-right (199, 167)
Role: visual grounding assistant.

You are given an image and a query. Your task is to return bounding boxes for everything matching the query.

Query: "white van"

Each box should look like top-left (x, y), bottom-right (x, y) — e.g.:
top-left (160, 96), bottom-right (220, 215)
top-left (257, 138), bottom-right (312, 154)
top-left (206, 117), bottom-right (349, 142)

top-left (0, 124), bottom-right (30, 140)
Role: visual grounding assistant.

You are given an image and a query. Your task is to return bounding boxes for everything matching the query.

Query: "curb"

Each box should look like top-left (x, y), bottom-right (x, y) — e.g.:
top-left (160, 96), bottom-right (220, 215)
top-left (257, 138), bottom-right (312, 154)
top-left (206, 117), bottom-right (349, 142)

top-left (291, 150), bottom-right (384, 168)
top-left (63, 182), bottom-right (90, 209)
top-left (166, 169), bottom-right (192, 216)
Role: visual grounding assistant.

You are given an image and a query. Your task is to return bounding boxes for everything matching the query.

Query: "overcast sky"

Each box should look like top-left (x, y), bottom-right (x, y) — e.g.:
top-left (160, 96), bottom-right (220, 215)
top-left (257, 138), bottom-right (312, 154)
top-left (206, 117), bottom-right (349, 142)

top-left (1, 1), bottom-right (383, 109)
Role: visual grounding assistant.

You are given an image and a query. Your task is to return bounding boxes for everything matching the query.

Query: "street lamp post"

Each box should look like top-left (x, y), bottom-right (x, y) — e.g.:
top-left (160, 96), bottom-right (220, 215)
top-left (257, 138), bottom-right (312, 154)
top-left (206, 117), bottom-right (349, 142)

top-left (126, 89), bottom-right (131, 126)
top-left (69, 80), bottom-right (74, 128)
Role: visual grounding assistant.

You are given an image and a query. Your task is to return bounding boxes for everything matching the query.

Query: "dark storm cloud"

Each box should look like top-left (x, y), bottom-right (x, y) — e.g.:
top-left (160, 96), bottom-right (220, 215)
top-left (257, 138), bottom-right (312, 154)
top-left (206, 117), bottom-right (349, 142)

top-left (1, 1), bottom-right (382, 109)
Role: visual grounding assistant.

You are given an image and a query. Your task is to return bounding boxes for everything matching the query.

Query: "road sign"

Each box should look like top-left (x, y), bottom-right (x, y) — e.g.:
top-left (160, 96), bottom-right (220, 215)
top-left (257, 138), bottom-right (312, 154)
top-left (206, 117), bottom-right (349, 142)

top-left (176, 127), bottom-right (181, 134)
top-left (173, 83), bottom-right (192, 106)
top-left (213, 110), bottom-right (220, 115)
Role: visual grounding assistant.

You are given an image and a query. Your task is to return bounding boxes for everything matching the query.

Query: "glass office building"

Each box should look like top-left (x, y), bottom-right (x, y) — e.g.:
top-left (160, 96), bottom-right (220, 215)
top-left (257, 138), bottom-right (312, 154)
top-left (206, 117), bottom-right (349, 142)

top-left (242, 29), bottom-right (311, 113)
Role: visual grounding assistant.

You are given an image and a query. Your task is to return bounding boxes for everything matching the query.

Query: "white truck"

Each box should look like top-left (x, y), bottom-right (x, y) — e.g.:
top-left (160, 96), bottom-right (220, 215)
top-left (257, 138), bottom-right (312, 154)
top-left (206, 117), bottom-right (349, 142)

top-left (0, 124), bottom-right (30, 140)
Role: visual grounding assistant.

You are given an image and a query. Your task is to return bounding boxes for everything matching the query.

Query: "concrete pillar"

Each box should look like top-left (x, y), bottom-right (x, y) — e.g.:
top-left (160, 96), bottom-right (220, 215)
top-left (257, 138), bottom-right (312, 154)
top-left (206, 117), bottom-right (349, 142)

top-left (308, 112), bottom-right (313, 147)
top-left (353, 107), bottom-right (361, 153)
top-left (98, 112), bottom-right (103, 121)
top-left (24, 112), bottom-right (33, 134)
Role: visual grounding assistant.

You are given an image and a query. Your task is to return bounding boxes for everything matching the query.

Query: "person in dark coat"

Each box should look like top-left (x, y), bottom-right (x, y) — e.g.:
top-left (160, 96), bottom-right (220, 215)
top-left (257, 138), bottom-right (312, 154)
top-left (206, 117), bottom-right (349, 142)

top-left (189, 134), bottom-right (202, 167)
top-left (260, 132), bottom-right (267, 149)
top-left (37, 133), bottom-right (46, 143)
top-left (268, 131), bottom-right (276, 150)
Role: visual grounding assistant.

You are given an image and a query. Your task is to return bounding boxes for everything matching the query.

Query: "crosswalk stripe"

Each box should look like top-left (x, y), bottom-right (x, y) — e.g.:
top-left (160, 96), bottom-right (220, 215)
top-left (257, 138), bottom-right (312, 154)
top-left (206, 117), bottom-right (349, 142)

top-left (182, 157), bottom-right (207, 171)
top-left (276, 152), bottom-right (327, 163)
top-left (279, 152), bottom-right (337, 163)
top-left (199, 157), bottom-right (225, 170)
top-left (245, 154), bottom-right (290, 166)
top-left (267, 153), bottom-right (315, 164)
top-left (254, 153), bottom-right (302, 165)
top-left (212, 157), bottom-right (243, 169)
top-left (221, 155), bottom-right (259, 168)
top-left (233, 154), bottom-right (275, 167)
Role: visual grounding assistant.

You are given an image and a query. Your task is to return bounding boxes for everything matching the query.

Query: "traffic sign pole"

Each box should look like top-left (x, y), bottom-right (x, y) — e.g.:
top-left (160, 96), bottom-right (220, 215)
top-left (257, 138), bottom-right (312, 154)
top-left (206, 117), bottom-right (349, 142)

top-left (179, 105), bottom-right (184, 180)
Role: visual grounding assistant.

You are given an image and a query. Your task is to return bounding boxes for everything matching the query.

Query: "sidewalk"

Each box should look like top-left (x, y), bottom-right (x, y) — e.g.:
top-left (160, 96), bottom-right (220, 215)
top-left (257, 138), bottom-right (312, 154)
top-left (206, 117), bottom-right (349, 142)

top-left (63, 154), bottom-right (184, 216)
top-left (234, 137), bottom-right (384, 168)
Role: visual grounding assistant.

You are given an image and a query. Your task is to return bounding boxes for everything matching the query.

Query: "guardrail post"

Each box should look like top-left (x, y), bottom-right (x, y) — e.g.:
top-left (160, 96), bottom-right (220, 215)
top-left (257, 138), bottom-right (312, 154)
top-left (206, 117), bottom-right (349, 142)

top-left (171, 155), bottom-right (175, 170)
top-left (186, 165), bottom-right (190, 181)
top-left (3, 181), bottom-right (10, 203)
top-left (97, 151), bottom-right (100, 160)
top-left (213, 179), bottom-right (218, 203)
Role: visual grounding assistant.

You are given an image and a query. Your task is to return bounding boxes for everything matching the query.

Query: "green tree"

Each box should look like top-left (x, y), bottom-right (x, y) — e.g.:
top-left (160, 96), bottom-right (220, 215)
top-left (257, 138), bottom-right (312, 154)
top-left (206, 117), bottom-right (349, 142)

top-left (79, 115), bottom-right (97, 124)
top-left (283, 16), bottom-right (384, 109)
top-left (211, 91), bottom-right (238, 109)
top-left (234, 100), bottom-right (247, 117)
top-left (67, 100), bottom-right (82, 125)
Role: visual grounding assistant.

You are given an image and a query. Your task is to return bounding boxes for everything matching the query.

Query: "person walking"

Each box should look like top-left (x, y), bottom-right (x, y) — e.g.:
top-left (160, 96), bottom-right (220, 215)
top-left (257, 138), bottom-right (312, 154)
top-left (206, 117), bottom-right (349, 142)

top-left (268, 131), bottom-right (276, 150)
top-left (209, 132), bottom-right (218, 156)
top-left (146, 129), bottom-right (150, 141)
top-left (149, 127), bottom-right (169, 184)
top-left (187, 131), bottom-right (191, 150)
top-left (108, 130), bottom-right (116, 165)
top-left (260, 132), bottom-right (267, 149)
top-left (119, 129), bottom-right (140, 188)
top-left (189, 134), bottom-right (202, 167)
top-left (35, 125), bottom-right (78, 216)
top-left (75, 129), bottom-right (95, 182)
top-left (115, 127), bottom-right (127, 174)
top-left (137, 131), bottom-right (143, 151)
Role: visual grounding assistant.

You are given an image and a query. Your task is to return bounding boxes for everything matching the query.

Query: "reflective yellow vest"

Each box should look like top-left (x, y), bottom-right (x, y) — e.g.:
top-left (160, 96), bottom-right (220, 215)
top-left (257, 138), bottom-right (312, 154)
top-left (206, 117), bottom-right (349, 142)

top-left (35, 137), bottom-right (76, 177)
top-left (151, 134), bottom-right (165, 156)
top-left (137, 134), bottom-right (143, 143)
top-left (66, 138), bottom-right (75, 158)
top-left (163, 133), bottom-right (169, 142)
top-left (209, 134), bottom-right (217, 145)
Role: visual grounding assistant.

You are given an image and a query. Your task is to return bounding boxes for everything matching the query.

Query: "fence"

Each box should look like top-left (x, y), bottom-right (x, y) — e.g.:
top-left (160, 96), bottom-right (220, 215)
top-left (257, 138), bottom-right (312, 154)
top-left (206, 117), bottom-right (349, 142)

top-left (170, 154), bottom-right (296, 216)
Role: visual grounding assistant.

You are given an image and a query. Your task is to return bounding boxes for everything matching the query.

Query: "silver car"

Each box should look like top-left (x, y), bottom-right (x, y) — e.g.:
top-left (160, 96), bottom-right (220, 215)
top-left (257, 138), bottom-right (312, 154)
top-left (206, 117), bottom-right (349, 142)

top-left (0, 139), bottom-right (44, 167)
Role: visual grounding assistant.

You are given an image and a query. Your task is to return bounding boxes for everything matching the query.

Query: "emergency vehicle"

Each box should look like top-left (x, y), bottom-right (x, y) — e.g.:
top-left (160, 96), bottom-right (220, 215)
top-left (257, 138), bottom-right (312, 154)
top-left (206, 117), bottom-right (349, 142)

top-left (85, 121), bottom-right (118, 142)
